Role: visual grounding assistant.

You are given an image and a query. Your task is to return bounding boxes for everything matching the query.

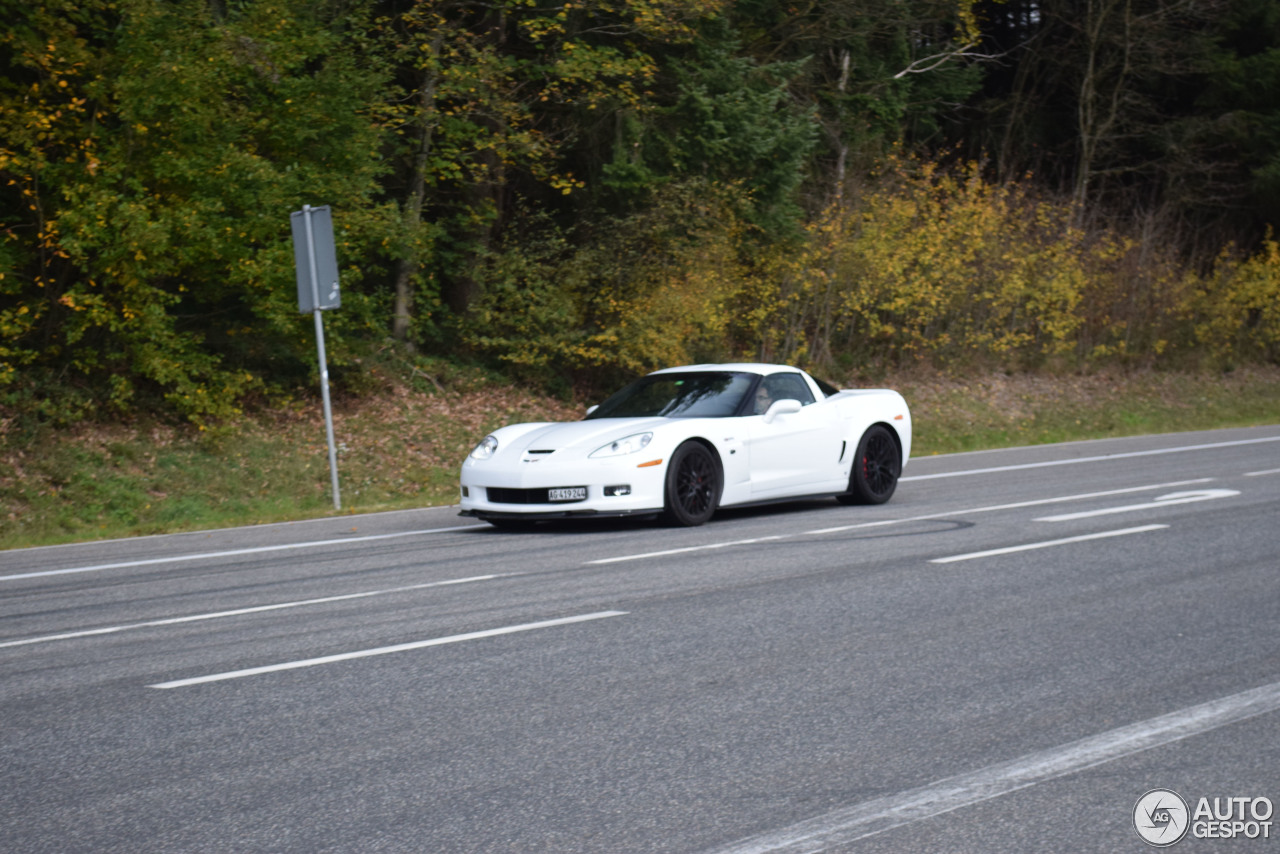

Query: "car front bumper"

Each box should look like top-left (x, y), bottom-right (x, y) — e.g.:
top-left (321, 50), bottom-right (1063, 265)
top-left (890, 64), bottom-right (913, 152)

top-left (459, 454), bottom-right (669, 518)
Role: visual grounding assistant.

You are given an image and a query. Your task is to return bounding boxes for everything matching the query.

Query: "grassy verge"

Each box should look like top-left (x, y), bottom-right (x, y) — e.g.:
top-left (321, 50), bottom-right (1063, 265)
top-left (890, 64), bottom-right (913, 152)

top-left (895, 367), bottom-right (1280, 454)
top-left (3, 365), bottom-right (1279, 550)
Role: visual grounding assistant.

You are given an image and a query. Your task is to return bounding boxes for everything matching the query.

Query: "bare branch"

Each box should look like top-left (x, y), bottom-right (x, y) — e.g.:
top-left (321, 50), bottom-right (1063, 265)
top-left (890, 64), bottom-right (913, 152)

top-left (892, 42), bottom-right (997, 79)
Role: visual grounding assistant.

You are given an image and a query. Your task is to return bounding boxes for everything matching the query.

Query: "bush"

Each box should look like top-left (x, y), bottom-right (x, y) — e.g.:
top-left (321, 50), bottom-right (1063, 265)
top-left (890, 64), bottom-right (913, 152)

top-left (1197, 235), bottom-right (1280, 366)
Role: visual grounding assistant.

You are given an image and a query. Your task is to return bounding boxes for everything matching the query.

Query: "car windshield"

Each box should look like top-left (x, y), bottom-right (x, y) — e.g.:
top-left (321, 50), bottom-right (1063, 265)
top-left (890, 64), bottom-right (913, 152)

top-left (586, 372), bottom-right (755, 419)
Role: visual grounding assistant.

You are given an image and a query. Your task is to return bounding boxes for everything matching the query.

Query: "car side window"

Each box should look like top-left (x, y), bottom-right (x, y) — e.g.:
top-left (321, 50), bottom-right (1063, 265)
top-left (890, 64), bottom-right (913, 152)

top-left (813, 376), bottom-right (840, 397)
top-left (762, 373), bottom-right (815, 407)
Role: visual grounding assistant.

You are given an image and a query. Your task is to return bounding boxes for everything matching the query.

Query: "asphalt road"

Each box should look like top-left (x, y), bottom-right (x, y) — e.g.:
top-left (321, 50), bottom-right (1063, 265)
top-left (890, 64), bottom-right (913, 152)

top-left (2, 425), bottom-right (1279, 853)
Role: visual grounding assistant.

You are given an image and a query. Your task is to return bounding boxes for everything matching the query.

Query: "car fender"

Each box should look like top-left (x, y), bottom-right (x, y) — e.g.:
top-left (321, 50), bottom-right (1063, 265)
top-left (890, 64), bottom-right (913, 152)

top-left (831, 390), bottom-right (912, 468)
top-left (645, 423), bottom-right (744, 499)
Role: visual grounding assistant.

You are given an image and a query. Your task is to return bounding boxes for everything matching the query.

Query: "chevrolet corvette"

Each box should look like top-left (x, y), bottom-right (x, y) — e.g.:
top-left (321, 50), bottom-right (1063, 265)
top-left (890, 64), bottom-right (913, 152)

top-left (458, 363), bottom-right (911, 527)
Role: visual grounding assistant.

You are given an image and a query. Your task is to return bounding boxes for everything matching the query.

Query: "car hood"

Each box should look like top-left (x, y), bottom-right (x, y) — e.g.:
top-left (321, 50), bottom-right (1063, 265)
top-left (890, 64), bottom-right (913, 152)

top-left (503, 417), bottom-right (673, 455)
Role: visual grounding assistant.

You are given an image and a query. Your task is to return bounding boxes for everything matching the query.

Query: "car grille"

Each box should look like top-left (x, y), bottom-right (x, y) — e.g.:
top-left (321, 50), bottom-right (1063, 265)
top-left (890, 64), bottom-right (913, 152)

top-left (486, 486), bottom-right (586, 504)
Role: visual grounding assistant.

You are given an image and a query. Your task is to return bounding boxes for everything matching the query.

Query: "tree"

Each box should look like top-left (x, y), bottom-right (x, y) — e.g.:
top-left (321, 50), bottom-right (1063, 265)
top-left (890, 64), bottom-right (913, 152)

top-left (1, 0), bottom-right (394, 423)
top-left (726, 0), bottom-right (985, 206)
top-left (375, 0), bottom-right (723, 337)
top-left (600, 22), bottom-right (818, 234)
top-left (1192, 0), bottom-right (1280, 240)
top-left (0, 0), bottom-right (116, 417)
top-left (967, 0), bottom-right (1226, 230)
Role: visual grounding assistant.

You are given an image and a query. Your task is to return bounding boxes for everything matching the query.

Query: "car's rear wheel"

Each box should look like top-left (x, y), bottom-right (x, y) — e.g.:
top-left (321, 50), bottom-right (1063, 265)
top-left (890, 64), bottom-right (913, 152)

top-left (837, 424), bottom-right (900, 505)
top-left (663, 441), bottom-right (721, 526)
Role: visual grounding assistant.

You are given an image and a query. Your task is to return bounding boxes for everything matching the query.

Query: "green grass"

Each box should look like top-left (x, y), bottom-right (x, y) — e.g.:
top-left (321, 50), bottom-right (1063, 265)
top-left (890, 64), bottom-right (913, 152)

top-left (896, 368), bottom-right (1280, 455)
top-left (3, 365), bottom-right (1279, 550)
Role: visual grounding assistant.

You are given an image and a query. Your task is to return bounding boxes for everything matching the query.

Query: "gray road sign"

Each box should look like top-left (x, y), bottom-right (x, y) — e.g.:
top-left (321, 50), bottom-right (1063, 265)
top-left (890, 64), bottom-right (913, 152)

top-left (291, 204), bottom-right (343, 509)
top-left (292, 205), bottom-right (341, 312)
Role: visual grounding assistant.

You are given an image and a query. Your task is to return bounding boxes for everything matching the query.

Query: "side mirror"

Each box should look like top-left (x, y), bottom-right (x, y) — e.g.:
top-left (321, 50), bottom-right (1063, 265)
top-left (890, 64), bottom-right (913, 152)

top-left (763, 398), bottom-right (803, 423)
top-left (585, 404), bottom-right (599, 416)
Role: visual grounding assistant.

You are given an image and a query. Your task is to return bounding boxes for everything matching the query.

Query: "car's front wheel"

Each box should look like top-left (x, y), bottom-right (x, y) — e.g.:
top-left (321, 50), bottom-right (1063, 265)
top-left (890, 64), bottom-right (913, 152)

top-left (663, 441), bottom-right (721, 526)
top-left (837, 424), bottom-right (900, 505)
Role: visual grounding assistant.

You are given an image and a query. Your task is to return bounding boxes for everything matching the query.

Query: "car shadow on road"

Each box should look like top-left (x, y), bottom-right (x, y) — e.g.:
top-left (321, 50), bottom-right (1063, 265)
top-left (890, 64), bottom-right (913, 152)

top-left (467, 497), bottom-right (849, 534)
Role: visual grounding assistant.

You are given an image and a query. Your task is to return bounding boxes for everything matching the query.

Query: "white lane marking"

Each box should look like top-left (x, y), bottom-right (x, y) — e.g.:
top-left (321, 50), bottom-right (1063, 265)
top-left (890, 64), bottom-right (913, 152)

top-left (587, 536), bottom-right (788, 565)
top-left (585, 480), bottom-right (1211, 566)
top-left (0, 574), bottom-right (514, 650)
top-left (3, 506), bottom-right (456, 554)
top-left (148, 610), bottom-right (628, 689)
top-left (705, 679), bottom-right (1280, 854)
top-left (805, 479), bottom-right (1212, 535)
top-left (1035, 489), bottom-right (1240, 522)
top-left (929, 524), bottom-right (1168, 564)
top-left (901, 435), bottom-right (1280, 482)
top-left (0, 525), bottom-right (488, 582)
top-left (1245, 468), bottom-right (1280, 477)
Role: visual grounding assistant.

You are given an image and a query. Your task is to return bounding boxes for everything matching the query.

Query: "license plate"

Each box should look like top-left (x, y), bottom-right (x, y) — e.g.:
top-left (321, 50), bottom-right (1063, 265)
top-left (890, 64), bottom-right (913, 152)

top-left (547, 487), bottom-right (587, 502)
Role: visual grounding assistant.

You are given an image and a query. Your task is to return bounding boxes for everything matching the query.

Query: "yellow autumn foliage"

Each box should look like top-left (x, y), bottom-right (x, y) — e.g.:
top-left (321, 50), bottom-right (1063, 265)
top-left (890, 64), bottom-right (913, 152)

top-left (1196, 234), bottom-right (1280, 365)
top-left (467, 160), bottom-right (1278, 384)
top-left (733, 158), bottom-right (1216, 372)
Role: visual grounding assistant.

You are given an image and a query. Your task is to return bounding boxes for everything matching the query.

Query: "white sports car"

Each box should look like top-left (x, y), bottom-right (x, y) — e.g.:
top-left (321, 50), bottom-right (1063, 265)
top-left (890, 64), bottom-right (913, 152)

top-left (458, 363), bottom-right (911, 527)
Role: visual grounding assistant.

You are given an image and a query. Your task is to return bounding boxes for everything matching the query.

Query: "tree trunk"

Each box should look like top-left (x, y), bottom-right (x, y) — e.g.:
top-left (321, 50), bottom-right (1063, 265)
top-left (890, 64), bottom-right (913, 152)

top-left (392, 35), bottom-right (443, 342)
top-left (1073, 0), bottom-right (1131, 219)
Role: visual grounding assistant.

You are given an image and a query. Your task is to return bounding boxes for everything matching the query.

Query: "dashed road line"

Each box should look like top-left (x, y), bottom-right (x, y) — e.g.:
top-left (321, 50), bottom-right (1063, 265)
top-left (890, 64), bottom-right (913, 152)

top-left (587, 536), bottom-right (788, 565)
top-left (0, 525), bottom-right (488, 582)
top-left (900, 435), bottom-right (1280, 482)
top-left (1034, 489), bottom-right (1239, 522)
top-left (586, 480), bottom-right (1210, 565)
top-left (929, 524), bottom-right (1169, 564)
top-left (804, 479), bottom-right (1211, 535)
top-left (0, 574), bottom-right (514, 649)
top-left (148, 610), bottom-right (628, 688)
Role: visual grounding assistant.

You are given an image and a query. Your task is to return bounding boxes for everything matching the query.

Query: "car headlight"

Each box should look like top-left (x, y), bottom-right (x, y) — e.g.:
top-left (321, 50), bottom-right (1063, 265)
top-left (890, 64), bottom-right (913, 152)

top-left (469, 435), bottom-right (499, 460)
top-left (589, 432), bottom-right (653, 458)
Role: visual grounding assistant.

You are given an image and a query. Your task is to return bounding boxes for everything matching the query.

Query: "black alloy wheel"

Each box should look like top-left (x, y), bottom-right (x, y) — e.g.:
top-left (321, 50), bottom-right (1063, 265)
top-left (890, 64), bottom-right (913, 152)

top-left (663, 441), bottom-right (721, 526)
top-left (837, 424), bottom-right (900, 505)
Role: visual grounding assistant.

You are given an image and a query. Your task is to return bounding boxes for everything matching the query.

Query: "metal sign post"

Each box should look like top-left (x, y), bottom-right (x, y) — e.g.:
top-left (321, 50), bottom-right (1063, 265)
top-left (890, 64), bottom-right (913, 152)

top-left (291, 204), bottom-right (342, 510)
